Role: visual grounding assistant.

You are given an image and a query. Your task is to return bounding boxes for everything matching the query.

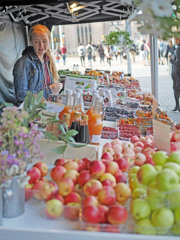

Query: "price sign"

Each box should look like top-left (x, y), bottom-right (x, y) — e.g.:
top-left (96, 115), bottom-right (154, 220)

top-left (153, 119), bottom-right (171, 153)
top-left (65, 76), bottom-right (97, 92)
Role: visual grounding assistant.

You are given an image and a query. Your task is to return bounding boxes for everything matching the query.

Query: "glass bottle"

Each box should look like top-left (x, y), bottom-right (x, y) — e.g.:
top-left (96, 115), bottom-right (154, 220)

top-left (76, 88), bottom-right (85, 114)
top-left (58, 89), bottom-right (72, 120)
top-left (70, 92), bottom-right (81, 126)
top-left (70, 112), bottom-right (81, 141)
top-left (76, 114), bottom-right (90, 144)
top-left (63, 113), bottom-right (71, 129)
top-left (86, 92), bottom-right (99, 118)
top-left (88, 96), bottom-right (103, 145)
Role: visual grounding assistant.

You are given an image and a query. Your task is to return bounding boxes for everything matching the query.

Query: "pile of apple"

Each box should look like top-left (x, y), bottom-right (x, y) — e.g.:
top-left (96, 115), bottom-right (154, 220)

top-left (129, 150), bottom-right (180, 236)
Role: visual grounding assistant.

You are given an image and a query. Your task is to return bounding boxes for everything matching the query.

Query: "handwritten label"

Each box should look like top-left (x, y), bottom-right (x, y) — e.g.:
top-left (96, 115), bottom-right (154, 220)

top-left (65, 76), bottom-right (97, 92)
top-left (153, 119), bottom-right (171, 153)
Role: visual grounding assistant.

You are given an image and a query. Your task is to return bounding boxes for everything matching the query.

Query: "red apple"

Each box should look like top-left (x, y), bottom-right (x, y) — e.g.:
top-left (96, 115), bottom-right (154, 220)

top-left (105, 161), bottom-right (119, 175)
top-left (99, 173), bottom-right (116, 185)
top-left (114, 170), bottom-right (127, 183)
top-left (82, 157), bottom-right (91, 170)
top-left (57, 178), bottom-right (74, 197)
top-left (98, 205), bottom-right (108, 223)
top-left (171, 142), bottom-right (180, 152)
top-left (97, 186), bottom-right (116, 205)
top-left (78, 170), bottom-right (91, 187)
top-left (106, 205), bottom-right (128, 224)
top-left (102, 147), bottom-right (114, 156)
top-left (103, 142), bottom-right (112, 148)
top-left (27, 167), bottom-right (41, 184)
top-left (130, 136), bottom-right (139, 143)
top-left (111, 138), bottom-right (122, 146)
top-left (142, 147), bottom-right (156, 160)
top-left (64, 169), bottom-right (79, 184)
top-left (171, 130), bottom-right (180, 142)
top-left (41, 182), bottom-right (58, 201)
top-left (122, 142), bottom-right (134, 149)
top-left (48, 193), bottom-right (64, 204)
top-left (74, 159), bottom-right (86, 171)
top-left (112, 144), bottom-right (123, 154)
top-left (45, 199), bottom-right (63, 219)
top-left (63, 202), bottom-right (80, 221)
top-left (102, 179), bottom-right (115, 187)
top-left (89, 160), bottom-right (105, 179)
top-left (115, 157), bottom-right (129, 172)
top-left (82, 205), bottom-right (100, 223)
top-left (123, 147), bottom-right (135, 157)
top-left (134, 152), bottom-right (146, 166)
top-left (63, 161), bottom-right (79, 171)
top-left (134, 146), bottom-right (143, 153)
top-left (123, 153), bottom-right (135, 167)
top-left (134, 141), bottom-right (144, 149)
top-left (25, 183), bottom-right (34, 201)
top-left (83, 179), bottom-right (102, 196)
top-left (33, 161), bottom-right (48, 177)
top-left (101, 152), bottom-right (113, 161)
top-left (113, 153), bottom-right (123, 161)
top-left (32, 179), bottom-right (46, 199)
top-left (114, 182), bottom-right (131, 203)
top-left (82, 196), bottom-right (99, 208)
top-left (54, 158), bottom-right (66, 166)
top-left (50, 165), bottom-right (66, 182)
top-left (64, 192), bottom-right (81, 205)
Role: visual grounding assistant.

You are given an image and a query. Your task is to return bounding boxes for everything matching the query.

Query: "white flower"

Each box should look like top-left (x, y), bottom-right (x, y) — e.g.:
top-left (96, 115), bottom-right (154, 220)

top-left (9, 165), bottom-right (19, 176)
top-left (149, 0), bottom-right (173, 17)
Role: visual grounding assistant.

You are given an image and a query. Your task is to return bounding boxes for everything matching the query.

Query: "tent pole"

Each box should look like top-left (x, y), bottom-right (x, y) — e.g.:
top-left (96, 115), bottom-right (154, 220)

top-left (25, 26), bottom-right (29, 46)
top-left (150, 34), bottom-right (158, 100)
top-left (125, 20), bottom-right (132, 76)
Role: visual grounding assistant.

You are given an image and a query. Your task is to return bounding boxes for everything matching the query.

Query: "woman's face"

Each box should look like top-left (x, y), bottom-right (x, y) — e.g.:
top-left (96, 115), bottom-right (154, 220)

top-left (31, 31), bottom-right (50, 59)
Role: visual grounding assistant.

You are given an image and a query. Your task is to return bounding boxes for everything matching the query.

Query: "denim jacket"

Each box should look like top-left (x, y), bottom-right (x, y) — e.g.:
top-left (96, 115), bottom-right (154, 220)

top-left (13, 46), bottom-right (53, 106)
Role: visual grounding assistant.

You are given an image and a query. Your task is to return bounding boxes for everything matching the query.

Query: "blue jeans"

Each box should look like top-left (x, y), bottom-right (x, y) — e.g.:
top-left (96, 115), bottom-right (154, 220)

top-left (62, 54), bottom-right (66, 65)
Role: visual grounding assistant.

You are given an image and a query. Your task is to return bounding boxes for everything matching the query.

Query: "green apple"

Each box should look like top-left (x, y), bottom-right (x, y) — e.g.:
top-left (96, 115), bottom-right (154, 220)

top-left (168, 151), bottom-right (180, 164)
top-left (174, 206), bottom-right (180, 226)
top-left (152, 151), bottom-right (168, 166)
top-left (135, 219), bottom-right (156, 235)
top-left (132, 187), bottom-right (147, 199)
top-left (147, 196), bottom-right (165, 211)
top-left (154, 165), bottom-right (162, 172)
top-left (171, 223), bottom-right (180, 235)
top-left (129, 175), bottom-right (146, 191)
top-left (151, 207), bottom-right (174, 228)
top-left (137, 164), bottom-right (157, 185)
top-left (131, 198), bottom-right (151, 220)
top-left (128, 166), bottom-right (140, 178)
top-left (166, 188), bottom-right (180, 210)
top-left (156, 169), bottom-right (179, 191)
top-left (163, 162), bottom-right (180, 177)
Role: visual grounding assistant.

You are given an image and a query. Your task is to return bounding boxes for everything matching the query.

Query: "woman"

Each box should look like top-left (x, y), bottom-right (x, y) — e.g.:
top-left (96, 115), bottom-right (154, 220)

top-left (13, 24), bottom-right (61, 106)
top-left (165, 40), bottom-right (176, 74)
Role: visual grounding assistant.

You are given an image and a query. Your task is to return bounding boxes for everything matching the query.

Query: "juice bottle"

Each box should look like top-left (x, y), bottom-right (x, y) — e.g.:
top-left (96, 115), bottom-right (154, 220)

top-left (88, 96), bottom-right (103, 145)
top-left (63, 113), bottom-right (71, 129)
top-left (58, 89), bottom-right (72, 120)
top-left (70, 92), bottom-right (81, 126)
top-left (76, 114), bottom-right (90, 144)
top-left (86, 92), bottom-right (99, 118)
top-left (76, 88), bottom-right (85, 114)
top-left (70, 111), bottom-right (81, 141)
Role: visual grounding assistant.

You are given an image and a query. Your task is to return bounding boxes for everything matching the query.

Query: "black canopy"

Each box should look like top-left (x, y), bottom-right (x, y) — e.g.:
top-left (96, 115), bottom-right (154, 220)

top-left (0, 0), bottom-right (136, 27)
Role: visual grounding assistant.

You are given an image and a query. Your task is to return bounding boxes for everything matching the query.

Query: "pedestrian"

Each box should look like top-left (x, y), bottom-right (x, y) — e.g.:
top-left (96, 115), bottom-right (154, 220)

top-left (86, 42), bottom-right (93, 69)
top-left (158, 39), bottom-right (165, 65)
top-left (105, 46), bottom-right (113, 67)
top-left (113, 45), bottom-right (118, 61)
top-left (61, 44), bottom-right (67, 65)
top-left (169, 38), bottom-right (180, 112)
top-left (91, 42), bottom-right (97, 62)
top-left (97, 43), bottom-right (105, 65)
top-left (77, 43), bottom-right (86, 67)
top-left (165, 40), bottom-right (176, 74)
top-left (13, 24), bottom-right (62, 106)
top-left (118, 46), bottom-right (125, 63)
top-left (139, 40), bottom-right (145, 65)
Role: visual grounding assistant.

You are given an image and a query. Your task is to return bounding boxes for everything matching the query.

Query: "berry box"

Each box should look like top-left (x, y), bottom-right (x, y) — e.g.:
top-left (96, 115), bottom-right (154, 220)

top-left (101, 126), bottom-right (119, 139)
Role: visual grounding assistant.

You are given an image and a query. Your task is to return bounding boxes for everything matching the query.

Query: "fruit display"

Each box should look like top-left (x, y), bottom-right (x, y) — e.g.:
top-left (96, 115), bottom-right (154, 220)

top-left (101, 126), bottom-right (119, 139)
top-left (129, 150), bottom-right (180, 236)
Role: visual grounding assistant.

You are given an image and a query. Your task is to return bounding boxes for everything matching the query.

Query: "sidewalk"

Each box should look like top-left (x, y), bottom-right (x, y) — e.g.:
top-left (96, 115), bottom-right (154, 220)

top-left (57, 55), bottom-right (180, 124)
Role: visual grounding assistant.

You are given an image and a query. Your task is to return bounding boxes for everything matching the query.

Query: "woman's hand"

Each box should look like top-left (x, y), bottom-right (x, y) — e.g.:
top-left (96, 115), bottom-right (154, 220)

top-left (50, 83), bottom-right (62, 95)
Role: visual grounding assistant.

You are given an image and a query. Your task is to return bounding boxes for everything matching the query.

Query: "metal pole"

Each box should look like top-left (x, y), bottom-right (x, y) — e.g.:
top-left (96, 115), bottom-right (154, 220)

top-left (59, 25), bottom-right (63, 48)
top-left (125, 20), bottom-right (131, 75)
top-left (150, 34), bottom-right (158, 100)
